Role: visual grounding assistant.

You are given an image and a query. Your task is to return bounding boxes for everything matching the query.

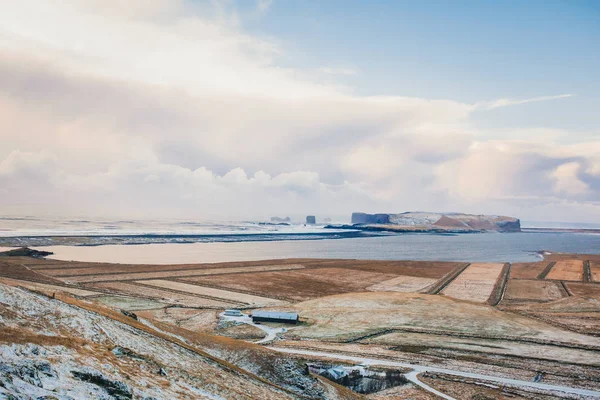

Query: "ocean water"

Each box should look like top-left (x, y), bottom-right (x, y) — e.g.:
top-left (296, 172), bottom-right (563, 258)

top-left (39, 232), bottom-right (600, 264)
top-left (1, 216), bottom-right (599, 264)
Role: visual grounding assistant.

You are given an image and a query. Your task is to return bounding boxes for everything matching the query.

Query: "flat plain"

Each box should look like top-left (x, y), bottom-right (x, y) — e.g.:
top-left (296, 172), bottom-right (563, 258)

top-left (440, 263), bottom-right (505, 303)
top-left (545, 260), bottom-right (583, 281)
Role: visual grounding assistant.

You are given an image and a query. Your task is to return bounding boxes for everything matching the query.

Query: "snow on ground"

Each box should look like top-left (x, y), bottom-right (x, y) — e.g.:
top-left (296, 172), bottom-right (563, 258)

top-left (0, 283), bottom-right (297, 399)
top-left (219, 312), bottom-right (287, 344)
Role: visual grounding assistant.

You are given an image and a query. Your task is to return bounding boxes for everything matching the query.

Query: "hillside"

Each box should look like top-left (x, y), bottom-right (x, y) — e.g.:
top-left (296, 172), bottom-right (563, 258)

top-left (0, 283), bottom-right (355, 400)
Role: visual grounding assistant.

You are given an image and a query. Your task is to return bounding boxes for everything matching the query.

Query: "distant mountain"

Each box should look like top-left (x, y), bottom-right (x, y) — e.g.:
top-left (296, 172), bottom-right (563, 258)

top-left (347, 212), bottom-right (521, 233)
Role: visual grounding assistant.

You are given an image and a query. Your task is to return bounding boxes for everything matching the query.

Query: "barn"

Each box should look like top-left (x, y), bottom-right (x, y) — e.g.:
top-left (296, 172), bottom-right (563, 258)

top-left (252, 311), bottom-right (299, 324)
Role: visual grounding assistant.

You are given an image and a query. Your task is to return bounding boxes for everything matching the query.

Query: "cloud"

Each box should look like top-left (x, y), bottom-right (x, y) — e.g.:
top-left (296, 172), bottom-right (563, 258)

top-left (319, 66), bottom-right (360, 76)
top-left (551, 162), bottom-right (590, 196)
top-left (476, 94), bottom-right (574, 110)
top-left (0, 0), bottom-right (598, 222)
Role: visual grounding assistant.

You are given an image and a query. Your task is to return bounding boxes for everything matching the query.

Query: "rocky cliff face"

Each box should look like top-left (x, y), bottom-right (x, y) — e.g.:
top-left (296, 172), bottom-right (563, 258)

top-left (349, 212), bottom-right (520, 232)
top-left (351, 213), bottom-right (390, 224)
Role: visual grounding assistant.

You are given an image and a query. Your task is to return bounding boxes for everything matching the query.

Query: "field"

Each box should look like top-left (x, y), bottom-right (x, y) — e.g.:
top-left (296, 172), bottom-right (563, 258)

top-left (0, 277), bottom-right (101, 297)
top-left (138, 279), bottom-right (286, 306)
top-left (591, 261), bottom-right (600, 282)
top-left (502, 279), bottom-right (566, 304)
top-left (3, 252), bottom-right (600, 398)
top-left (510, 262), bottom-right (551, 279)
top-left (55, 264), bottom-right (306, 283)
top-left (440, 263), bottom-right (504, 303)
top-left (545, 260), bottom-right (583, 281)
top-left (367, 276), bottom-right (437, 293)
top-left (89, 281), bottom-right (237, 307)
top-left (183, 267), bottom-right (399, 301)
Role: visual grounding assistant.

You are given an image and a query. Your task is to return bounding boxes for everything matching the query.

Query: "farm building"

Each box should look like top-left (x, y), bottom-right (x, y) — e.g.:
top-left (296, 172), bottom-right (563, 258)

top-left (252, 311), bottom-right (299, 324)
top-left (224, 309), bottom-right (243, 317)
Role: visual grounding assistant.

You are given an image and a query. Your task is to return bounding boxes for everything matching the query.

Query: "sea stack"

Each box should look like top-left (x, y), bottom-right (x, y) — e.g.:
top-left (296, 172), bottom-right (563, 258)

top-left (306, 215), bottom-right (316, 224)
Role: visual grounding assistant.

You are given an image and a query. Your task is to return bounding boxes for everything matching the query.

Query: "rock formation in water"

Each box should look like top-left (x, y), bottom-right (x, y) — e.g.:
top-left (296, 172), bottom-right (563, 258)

top-left (270, 216), bottom-right (291, 223)
top-left (348, 212), bottom-right (520, 232)
top-left (306, 216), bottom-right (316, 225)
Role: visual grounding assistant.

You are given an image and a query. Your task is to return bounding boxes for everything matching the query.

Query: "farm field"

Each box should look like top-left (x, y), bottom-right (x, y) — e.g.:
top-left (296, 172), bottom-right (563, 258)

top-left (510, 262), bottom-right (551, 279)
top-left (3, 251), bottom-right (600, 398)
top-left (137, 279), bottom-right (286, 306)
top-left (545, 260), bottom-right (583, 281)
top-left (565, 282), bottom-right (600, 298)
top-left (324, 260), bottom-right (463, 279)
top-left (363, 331), bottom-right (600, 366)
top-left (183, 267), bottom-right (399, 301)
top-left (89, 281), bottom-right (237, 307)
top-left (57, 264), bottom-right (306, 283)
top-left (367, 276), bottom-right (437, 293)
top-left (502, 279), bottom-right (566, 304)
top-left (0, 277), bottom-right (101, 297)
top-left (440, 263), bottom-right (504, 303)
top-left (591, 261), bottom-right (600, 282)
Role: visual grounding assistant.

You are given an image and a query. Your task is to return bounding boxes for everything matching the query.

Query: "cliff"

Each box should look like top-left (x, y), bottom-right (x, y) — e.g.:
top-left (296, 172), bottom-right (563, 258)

top-left (349, 212), bottom-right (520, 233)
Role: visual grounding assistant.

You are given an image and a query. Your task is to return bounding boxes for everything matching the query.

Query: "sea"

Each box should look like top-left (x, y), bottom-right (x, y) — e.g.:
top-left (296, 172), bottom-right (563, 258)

top-left (1, 216), bottom-right (599, 264)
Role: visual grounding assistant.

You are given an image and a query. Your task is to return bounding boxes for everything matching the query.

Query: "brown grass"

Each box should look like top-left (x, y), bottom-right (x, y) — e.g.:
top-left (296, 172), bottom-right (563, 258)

top-left (591, 261), bottom-right (600, 283)
top-left (322, 260), bottom-right (462, 279)
top-left (52, 293), bottom-right (300, 398)
top-left (137, 280), bottom-right (284, 305)
top-left (566, 283), bottom-right (600, 298)
top-left (44, 264), bottom-right (305, 279)
top-left (367, 276), bottom-right (437, 293)
top-left (0, 277), bottom-right (101, 297)
top-left (0, 260), bottom-right (64, 284)
top-left (546, 260), bottom-right (583, 281)
top-left (184, 267), bottom-right (397, 302)
top-left (89, 281), bottom-right (235, 307)
top-left (510, 262), bottom-right (549, 279)
top-left (441, 263), bottom-right (505, 303)
top-left (503, 279), bottom-right (566, 303)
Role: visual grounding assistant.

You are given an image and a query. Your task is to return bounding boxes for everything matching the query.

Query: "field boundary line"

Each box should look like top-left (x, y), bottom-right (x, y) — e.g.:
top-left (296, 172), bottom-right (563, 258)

top-left (584, 261), bottom-right (592, 283)
top-left (488, 263), bottom-right (511, 306)
top-left (124, 281), bottom-right (247, 306)
top-left (52, 263), bottom-right (306, 279)
top-left (560, 281), bottom-right (573, 297)
top-left (169, 278), bottom-right (295, 302)
top-left (331, 326), bottom-right (600, 351)
top-left (537, 262), bottom-right (556, 279)
top-left (427, 263), bottom-right (470, 295)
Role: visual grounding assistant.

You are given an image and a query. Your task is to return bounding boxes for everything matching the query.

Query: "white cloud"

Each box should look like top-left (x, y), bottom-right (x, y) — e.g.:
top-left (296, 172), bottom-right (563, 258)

top-left (319, 66), bottom-right (360, 76)
top-left (476, 94), bottom-right (574, 110)
top-left (551, 162), bottom-right (590, 196)
top-left (0, 0), bottom-right (598, 222)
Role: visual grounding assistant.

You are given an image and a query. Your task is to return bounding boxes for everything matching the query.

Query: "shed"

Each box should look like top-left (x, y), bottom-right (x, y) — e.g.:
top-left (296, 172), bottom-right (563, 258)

top-left (252, 311), bottom-right (299, 324)
top-left (224, 309), bottom-right (243, 317)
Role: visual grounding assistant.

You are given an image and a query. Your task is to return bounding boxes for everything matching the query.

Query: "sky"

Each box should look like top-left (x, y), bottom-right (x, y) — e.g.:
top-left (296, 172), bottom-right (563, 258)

top-left (0, 0), bottom-right (599, 222)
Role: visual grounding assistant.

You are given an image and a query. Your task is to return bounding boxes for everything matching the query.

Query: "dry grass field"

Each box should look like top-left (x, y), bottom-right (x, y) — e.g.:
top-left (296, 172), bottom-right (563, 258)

top-left (3, 252), bottom-right (600, 398)
top-left (0, 277), bottom-right (101, 297)
top-left (56, 264), bottom-right (306, 283)
top-left (502, 279), bottom-right (566, 304)
top-left (89, 281), bottom-right (236, 307)
top-left (545, 260), bottom-right (583, 281)
top-left (591, 261), bottom-right (600, 282)
top-left (510, 262), bottom-right (551, 279)
top-left (440, 263), bottom-right (504, 303)
top-left (565, 282), bottom-right (600, 298)
top-left (183, 267), bottom-right (399, 301)
top-left (138, 279), bottom-right (286, 306)
top-left (367, 276), bottom-right (437, 293)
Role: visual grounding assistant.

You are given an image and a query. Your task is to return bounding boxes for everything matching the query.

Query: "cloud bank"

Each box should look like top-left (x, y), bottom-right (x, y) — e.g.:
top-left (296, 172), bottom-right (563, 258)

top-left (0, 0), bottom-right (598, 222)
